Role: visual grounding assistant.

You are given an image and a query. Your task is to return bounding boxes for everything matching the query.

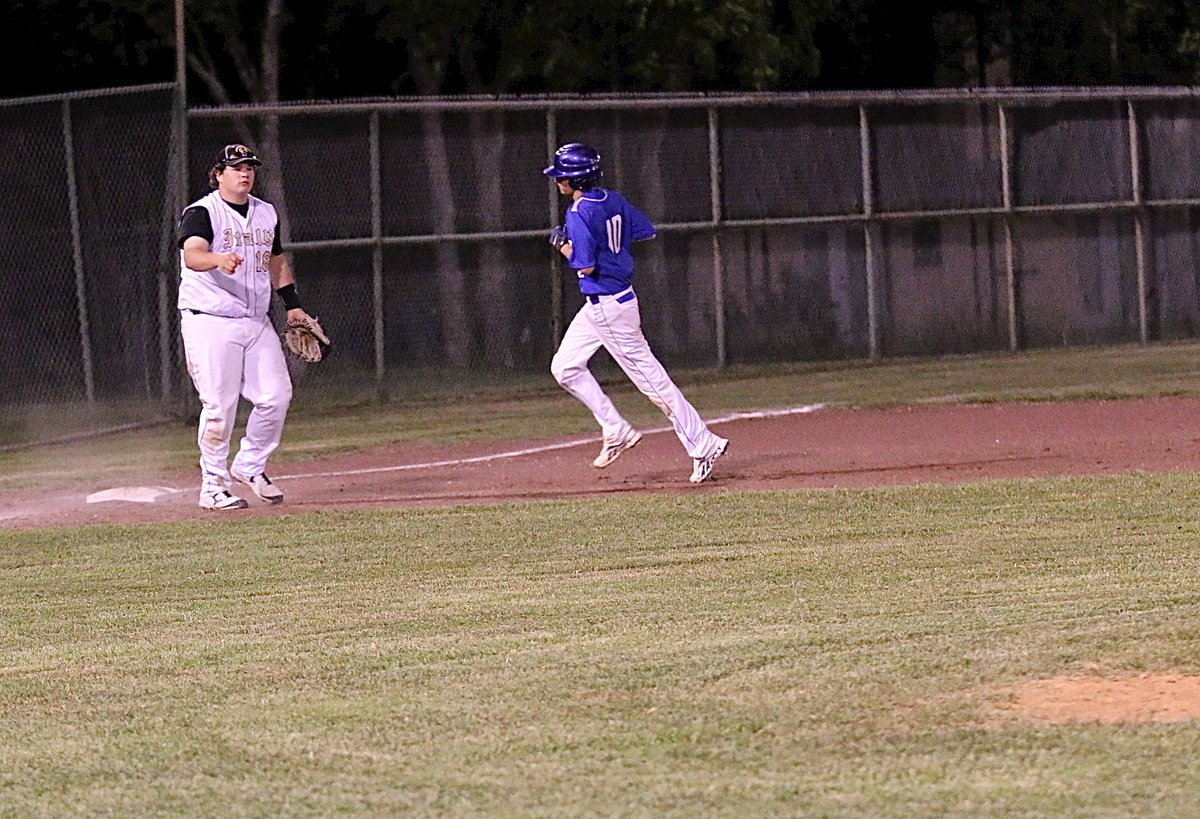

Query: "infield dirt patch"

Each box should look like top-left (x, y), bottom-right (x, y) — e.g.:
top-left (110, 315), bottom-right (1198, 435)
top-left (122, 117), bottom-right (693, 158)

top-left (994, 674), bottom-right (1200, 725)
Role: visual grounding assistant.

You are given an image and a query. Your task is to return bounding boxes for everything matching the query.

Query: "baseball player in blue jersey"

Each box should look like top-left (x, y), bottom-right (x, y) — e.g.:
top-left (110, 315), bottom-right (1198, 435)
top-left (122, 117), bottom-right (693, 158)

top-left (177, 144), bottom-right (316, 510)
top-left (544, 143), bottom-right (728, 483)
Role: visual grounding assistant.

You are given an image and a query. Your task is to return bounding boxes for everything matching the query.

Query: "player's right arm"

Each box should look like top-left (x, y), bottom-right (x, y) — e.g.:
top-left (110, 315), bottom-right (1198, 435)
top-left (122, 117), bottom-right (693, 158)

top-left (564, 209), bottom-right (597, 276)
top-left (178, 206), bottom-right (241, 274)
top-left (182, 236), bottom-right (242, 275)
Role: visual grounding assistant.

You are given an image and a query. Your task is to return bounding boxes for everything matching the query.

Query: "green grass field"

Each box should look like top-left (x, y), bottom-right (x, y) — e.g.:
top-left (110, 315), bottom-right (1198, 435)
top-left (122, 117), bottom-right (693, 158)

top-left (4, 343), bottom-right (1200, 815)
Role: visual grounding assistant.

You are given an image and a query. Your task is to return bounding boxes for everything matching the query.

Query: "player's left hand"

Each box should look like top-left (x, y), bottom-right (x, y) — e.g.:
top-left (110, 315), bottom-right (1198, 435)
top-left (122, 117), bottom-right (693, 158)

top-left (549, 226), bottom-right (569, 250)
top-left (283, 309), bottom-right (331, 363)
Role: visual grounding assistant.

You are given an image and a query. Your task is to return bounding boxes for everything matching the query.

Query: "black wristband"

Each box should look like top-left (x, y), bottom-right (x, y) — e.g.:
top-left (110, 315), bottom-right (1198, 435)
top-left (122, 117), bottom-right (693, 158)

top-left (275, 283), bottom-right (302, 310)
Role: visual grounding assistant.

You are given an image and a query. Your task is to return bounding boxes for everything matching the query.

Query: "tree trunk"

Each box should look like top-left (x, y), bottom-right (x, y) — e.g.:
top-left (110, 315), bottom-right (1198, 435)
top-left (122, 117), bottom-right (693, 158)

top-left (471, 110), bottom-right (514, 369)
top-left (420, 109), bottom-right (474, 367)
top-left (409, 45), bottom-right (473, 367)
top-left (257, 0), bottom-right (289, 244)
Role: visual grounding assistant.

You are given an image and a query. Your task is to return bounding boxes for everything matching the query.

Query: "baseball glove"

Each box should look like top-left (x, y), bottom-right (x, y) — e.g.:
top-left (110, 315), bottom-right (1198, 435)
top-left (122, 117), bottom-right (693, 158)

top-left (284, 311), bottom-right (331, 363)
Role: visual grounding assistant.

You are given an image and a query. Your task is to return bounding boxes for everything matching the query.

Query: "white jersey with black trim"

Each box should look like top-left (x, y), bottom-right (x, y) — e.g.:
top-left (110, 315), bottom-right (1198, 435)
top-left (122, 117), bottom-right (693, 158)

top-left (178, 191), bottom-right (278, 318)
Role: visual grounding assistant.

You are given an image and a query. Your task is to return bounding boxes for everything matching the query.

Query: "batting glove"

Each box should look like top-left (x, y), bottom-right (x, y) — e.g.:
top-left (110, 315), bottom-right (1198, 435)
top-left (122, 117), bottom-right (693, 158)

top-left (549, 226), bottom-right (569, 250)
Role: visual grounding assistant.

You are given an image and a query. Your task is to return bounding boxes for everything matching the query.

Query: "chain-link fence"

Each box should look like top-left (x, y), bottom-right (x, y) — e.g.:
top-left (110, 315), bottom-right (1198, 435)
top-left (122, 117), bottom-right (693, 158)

top-left (6, 86), bottom-right (1200, 447)
top-left (0, 83), bottom-right (178, 447)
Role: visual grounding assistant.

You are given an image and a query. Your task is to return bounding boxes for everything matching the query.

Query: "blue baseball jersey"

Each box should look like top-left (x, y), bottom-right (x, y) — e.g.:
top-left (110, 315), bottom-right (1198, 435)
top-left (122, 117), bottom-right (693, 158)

top-left (564, 188), bottom-right (656, 296)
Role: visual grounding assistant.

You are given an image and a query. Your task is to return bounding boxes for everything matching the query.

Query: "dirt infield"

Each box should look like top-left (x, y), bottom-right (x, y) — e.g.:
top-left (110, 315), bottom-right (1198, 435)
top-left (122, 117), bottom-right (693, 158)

top-left (4, 395), bottom-right (1200, 529)
top-left (993, 675), bottom-right (1200, 725)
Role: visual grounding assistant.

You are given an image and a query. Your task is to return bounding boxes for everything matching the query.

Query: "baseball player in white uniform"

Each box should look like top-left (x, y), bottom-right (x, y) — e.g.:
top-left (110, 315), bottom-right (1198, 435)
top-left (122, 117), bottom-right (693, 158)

top-left (177, 143), bottom-right (314, 510)
top-left (543, 143), bottom-right (729, 483)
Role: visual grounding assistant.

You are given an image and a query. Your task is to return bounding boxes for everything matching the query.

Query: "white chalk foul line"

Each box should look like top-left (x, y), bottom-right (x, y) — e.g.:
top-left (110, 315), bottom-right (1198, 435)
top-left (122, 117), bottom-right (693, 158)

top-left (277, 403), bottom-right (825, 482)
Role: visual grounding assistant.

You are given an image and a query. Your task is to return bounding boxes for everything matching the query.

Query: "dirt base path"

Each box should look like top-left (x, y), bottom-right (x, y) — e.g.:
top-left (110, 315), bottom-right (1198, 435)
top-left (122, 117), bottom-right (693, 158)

top-left (4, 395), bottom-right (1199, 530)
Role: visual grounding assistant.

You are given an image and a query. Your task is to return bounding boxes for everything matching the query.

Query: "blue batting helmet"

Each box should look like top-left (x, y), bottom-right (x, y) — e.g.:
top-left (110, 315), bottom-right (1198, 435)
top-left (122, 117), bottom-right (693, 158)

top-left (543, 142), bottom-right (603, 190)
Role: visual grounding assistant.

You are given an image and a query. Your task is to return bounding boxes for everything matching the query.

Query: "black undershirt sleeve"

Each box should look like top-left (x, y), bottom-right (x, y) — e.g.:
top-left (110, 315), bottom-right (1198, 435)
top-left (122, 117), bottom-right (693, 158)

top-left (177, 207), bottom-right (213, 248)
top-left (177, 209), bottom-right (283, 256)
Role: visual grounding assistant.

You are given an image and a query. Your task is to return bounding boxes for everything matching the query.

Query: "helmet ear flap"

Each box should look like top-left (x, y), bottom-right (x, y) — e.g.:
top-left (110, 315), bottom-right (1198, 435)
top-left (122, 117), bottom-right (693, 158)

top-left (567, 171), bottom-right (602, 191)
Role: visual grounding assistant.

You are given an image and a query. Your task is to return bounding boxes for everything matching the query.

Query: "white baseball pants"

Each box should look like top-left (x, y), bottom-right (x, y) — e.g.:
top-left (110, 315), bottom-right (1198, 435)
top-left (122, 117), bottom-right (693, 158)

top-left (180, 311), bottom-right (293, 495)
top-left (551, 288), bottom-right (723, 459)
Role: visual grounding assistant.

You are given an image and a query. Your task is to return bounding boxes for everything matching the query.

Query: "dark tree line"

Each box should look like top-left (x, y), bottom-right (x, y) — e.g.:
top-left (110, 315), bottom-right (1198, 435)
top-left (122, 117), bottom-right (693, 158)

top-left (5, 0), bottom-right (1200, 103)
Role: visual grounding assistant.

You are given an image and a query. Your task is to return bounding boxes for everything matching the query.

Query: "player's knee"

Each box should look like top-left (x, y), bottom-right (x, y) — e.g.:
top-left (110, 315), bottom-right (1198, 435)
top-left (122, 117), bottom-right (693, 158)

top-left (550, 355), bottom-right (573, 386)
top-left (550, 357), bottom-right (586, 388)
top-left (200, 417), bottom-right (228, 449)
top-left (257, 382), bottom-right (293, 411)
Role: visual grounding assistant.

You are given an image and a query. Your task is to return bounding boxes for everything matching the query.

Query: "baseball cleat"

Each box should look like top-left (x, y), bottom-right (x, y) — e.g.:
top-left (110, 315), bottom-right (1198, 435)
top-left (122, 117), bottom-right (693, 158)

top-left (232, 472), bottom-right (285, 504)
top-left (199, 489), bottom-right (250, 510)
top-left (689, 438), bottom-right (729, 484)
top-left (593, 430), bottom-right (643, 468)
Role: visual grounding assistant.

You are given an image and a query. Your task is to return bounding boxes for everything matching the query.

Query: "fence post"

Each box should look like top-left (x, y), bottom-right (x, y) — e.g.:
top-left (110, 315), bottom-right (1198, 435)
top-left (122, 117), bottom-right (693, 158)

top-left (370, 110), bottom-right (386, 399)
top-left (859, 105), bottom-right (879, 362)
top-left (1128, 99), bottom-right (1149, 344)
top-left (157, 193), bottom-right (173, 406)
top-left (708, 107), bottom-right (726, 368)
top-left (167, 0), bottom-right (186, 407)
top-left (546, 111), bottom-right (563, 348)
top-left (62, 98), bottom-right (95, 409)
top-left (161, 82), bottom-right (189, 408)
top-left (367, 109), bottom-right (386, 396)
top-left (999, 102), bottom-right (1019, 352)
